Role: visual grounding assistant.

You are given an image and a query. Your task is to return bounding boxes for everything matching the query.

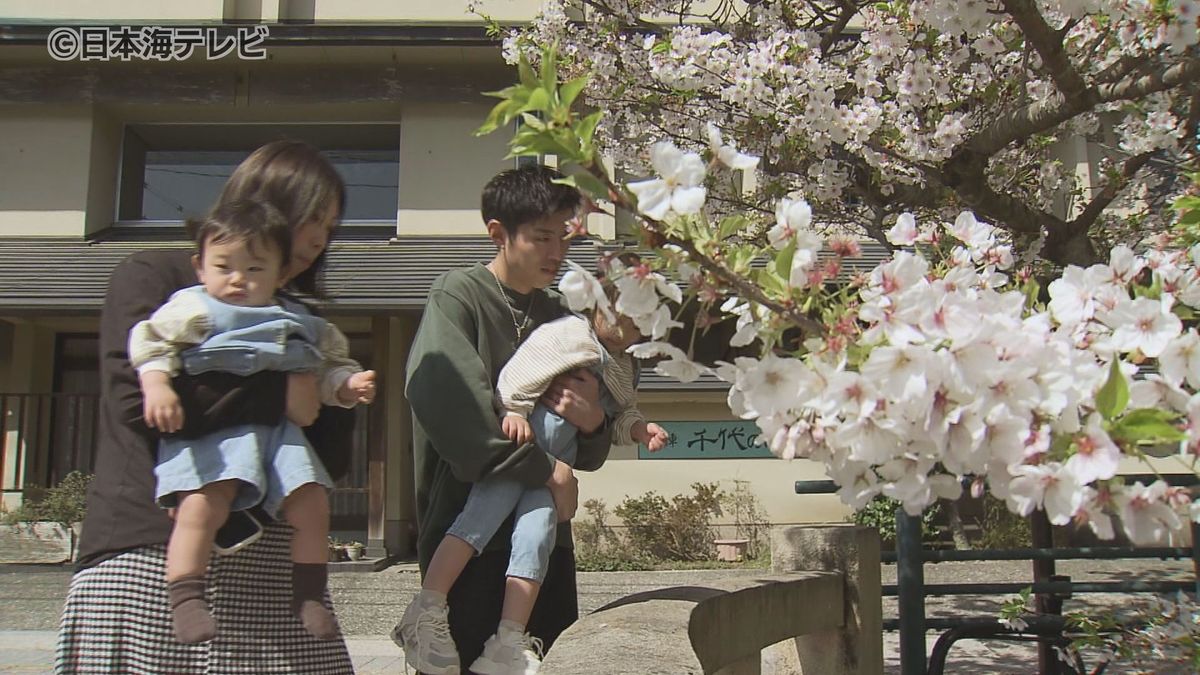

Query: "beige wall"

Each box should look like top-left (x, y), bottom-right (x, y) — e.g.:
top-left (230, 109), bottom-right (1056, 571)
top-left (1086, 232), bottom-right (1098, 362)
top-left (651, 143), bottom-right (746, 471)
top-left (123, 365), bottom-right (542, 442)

top-left (303, 0), bottom-right (545, 23)
top-left (0, 108), bottom-right (95, 237)
top-left (86, 108), bottom-right (122, 236)
top-left (396, 102), bottom-right (513, 236)
top-left (0, 0), bottom-right (225, 21)
top-left (0, 0), bottom-right (546, 22)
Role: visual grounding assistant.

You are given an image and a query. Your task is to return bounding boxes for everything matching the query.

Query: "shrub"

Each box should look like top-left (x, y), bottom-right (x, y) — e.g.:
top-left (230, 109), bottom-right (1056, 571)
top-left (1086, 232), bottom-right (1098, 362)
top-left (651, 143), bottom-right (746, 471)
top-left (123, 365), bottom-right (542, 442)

top-left (2, 471), bottom-right (93, 527)
top-left (573, 498), bottom-right (652, 571)
top-left (851, 494), bottom-right (942, 545)
top-left (976, 497), bottom-right (1032, 549)
top-left (615, 482), bottom-right (724, 561)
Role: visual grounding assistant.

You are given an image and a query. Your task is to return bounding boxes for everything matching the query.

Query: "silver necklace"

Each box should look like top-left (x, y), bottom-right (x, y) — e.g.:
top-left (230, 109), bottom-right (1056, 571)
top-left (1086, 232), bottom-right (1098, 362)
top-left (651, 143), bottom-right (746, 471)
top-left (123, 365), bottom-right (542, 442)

top-left (488, 266), bottom-right (535, 343)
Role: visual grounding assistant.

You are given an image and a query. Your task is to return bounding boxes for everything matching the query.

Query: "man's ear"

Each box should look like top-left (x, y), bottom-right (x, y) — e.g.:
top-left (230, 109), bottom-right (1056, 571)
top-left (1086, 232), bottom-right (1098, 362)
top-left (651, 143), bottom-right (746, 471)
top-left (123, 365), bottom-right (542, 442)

top-left (485, 219), bottom-right (508, 248)
top-left (191, 253), bottom-right (203, 281)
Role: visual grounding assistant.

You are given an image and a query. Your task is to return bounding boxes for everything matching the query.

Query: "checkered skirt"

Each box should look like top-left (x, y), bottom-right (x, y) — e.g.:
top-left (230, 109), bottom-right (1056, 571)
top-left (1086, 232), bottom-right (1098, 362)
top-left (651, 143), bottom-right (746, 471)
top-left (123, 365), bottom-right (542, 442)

top-left (55, 523), bottom-right (354, 674)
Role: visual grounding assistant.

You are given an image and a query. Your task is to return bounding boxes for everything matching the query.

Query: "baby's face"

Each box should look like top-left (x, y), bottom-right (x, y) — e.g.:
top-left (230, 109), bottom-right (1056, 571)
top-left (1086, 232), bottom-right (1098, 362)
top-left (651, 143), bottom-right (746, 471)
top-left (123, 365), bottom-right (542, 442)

top-left (194, 236), bottom-right (285, 307)
top-left (595, 311), bottom-right (643, 352)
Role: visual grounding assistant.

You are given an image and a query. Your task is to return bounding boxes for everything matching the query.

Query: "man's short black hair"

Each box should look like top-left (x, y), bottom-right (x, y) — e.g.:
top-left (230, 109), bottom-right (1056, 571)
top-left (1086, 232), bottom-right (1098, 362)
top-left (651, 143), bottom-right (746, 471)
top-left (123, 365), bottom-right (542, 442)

top-left (481, 164), bottom-right (582, 236)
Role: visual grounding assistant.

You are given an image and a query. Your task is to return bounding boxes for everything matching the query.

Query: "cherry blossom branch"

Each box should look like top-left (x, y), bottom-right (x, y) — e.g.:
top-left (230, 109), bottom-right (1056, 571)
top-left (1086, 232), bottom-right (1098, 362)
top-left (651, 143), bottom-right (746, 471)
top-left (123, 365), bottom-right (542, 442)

top-left (580, 162), bottom-right (827, 337)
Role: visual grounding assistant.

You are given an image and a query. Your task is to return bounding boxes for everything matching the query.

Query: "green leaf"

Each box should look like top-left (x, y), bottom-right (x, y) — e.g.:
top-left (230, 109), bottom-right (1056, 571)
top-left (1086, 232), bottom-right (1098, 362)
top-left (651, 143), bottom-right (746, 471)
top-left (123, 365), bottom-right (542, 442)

top-left (575, 111), bottom-right (603, 148)
top-left (1049, 432), bottom-right (1074, 459)
top-left (717, 214), bottom-right (750, 240)
top-left (1022, 278), bottom-right (1041, 310)
top-left (476, 99), bottom-right (515, 136)
top-left (1110, 408), bottom-right (1187, 443)
top-left (540, 43), bottom-right (559, 94)
top-left (757, 268), bottom-right (787, 296)
top-left (560, 75), bottom-right (589, 109)
top-left (775, 240), bottom-right (797, 280)
top-left (517, 55), bottom-right (538, 89)
top-left (560, 170), bottom-right (610, 200)
top-left (520, 112), bottom-right (547, 130)
top-left (1095, 359), bottom-right (1129, 421)
top-left (525, 88), bottom-right (552, 113)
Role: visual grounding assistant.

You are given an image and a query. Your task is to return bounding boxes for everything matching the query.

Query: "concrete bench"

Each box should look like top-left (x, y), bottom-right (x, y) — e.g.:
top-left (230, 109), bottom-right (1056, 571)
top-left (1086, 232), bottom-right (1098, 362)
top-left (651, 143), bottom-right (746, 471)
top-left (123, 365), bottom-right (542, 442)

top-left (543, 525), bottom-right (882, 675)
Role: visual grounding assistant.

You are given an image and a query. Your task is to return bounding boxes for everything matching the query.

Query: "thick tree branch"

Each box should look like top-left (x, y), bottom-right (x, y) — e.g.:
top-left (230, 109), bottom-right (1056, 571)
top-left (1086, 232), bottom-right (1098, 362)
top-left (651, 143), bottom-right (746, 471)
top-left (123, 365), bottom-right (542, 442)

top-left (1068, 151), bottom-right (1154, 233)
top-left (1002, 0), bottom-right (1090, 101)
top-left (968, 57), bottom-right (1199, 158)
top-left (819, 1), bottom-right (858, 56)
top-left (1098, 57), bottom-right (1200, 103)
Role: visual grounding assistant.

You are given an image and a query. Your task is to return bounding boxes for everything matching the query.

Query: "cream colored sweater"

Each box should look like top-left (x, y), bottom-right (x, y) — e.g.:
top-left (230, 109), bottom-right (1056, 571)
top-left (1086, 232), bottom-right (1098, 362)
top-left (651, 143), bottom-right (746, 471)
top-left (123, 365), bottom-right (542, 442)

top-left (497, 315), bottom-right (643, 446)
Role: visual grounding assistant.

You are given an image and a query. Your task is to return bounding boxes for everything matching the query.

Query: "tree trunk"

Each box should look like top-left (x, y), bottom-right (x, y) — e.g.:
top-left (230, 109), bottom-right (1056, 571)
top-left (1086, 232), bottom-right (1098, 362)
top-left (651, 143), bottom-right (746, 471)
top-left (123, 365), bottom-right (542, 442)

top-left (945, 500), bottom-right (972, 551)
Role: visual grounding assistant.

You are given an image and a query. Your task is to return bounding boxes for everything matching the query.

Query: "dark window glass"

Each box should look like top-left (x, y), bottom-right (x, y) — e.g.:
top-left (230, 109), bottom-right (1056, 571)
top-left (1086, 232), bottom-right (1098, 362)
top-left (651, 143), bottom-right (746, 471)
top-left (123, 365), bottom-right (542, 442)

top-left (119, 124), bottom-right (400, 223)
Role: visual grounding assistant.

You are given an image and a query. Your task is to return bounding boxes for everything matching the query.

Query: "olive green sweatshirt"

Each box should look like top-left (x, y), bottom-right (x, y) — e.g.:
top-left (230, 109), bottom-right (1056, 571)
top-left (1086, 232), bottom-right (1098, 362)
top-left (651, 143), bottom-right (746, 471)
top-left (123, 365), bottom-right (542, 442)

top-left (406, 263), bottom-right (614, 573)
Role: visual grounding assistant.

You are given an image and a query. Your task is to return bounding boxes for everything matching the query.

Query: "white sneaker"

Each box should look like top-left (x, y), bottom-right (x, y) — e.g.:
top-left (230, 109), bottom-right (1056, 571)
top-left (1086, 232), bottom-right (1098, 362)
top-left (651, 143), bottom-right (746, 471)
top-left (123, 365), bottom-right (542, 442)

top-left (468, 630), bottom-right (543, 675)
top-left (390, 598), bottom-right (461, 675)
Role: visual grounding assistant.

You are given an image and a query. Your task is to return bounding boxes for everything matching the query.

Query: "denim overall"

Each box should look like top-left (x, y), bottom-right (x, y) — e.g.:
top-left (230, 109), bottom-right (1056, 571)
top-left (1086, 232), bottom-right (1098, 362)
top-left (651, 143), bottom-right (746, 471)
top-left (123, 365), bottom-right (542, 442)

top-left (447, 330), bottom-right (620, 583)
top-left (154, 286), bottom-right (335, 517)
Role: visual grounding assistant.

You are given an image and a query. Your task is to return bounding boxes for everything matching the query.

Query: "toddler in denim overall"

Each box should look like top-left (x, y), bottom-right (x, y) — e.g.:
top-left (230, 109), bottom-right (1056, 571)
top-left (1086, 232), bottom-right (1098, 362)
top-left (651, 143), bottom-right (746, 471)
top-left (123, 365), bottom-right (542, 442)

top-left (128, 200), bottom-right (375, 645)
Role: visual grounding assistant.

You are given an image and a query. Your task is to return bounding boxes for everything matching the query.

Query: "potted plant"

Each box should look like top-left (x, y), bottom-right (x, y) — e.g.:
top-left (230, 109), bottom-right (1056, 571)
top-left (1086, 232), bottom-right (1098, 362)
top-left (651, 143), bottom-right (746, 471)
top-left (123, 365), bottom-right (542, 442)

top-left (0, 471), bottom-right (92, 563)
top-left (345, 541), bottom-right (365, 561)
top-left (327, 537), bottom-right (347, 562)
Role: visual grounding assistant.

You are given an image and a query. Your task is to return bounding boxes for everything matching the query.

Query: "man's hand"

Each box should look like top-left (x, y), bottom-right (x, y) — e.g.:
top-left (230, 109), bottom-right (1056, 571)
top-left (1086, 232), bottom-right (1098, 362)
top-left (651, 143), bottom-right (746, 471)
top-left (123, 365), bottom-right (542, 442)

top-left (541, 368), bottom-right (604, 434)
top-left (141, 371), bottom-right (184, 433)
top-left (287, 373), bottom-right (321, 427)
top-left (501, 414), bottom-right (534, 445)
top-left (339, 370), bottom-right (377, 406)
top-left (545, 459), bottom-right (578, 523)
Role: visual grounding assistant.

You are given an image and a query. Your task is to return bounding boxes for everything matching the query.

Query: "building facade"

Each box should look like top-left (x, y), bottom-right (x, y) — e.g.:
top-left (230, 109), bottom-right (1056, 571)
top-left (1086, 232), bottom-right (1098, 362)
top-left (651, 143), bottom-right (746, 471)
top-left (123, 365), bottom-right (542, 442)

top-left (0, 0), bottom-right (859, 559)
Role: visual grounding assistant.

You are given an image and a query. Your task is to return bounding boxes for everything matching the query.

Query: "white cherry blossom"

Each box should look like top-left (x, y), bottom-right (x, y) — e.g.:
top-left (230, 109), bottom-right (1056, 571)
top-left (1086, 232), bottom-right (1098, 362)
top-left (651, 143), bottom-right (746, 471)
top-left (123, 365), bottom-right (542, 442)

top-left (627, 141), bottom-right (707, 220)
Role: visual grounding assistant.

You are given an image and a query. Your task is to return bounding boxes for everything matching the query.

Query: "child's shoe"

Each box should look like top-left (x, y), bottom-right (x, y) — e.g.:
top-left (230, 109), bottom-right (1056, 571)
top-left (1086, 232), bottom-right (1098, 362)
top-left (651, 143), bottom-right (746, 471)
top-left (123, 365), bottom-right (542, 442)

top-left (391, 594), bottom-right (460, 675)
top-left (468, 628), bottom-right (542, 675)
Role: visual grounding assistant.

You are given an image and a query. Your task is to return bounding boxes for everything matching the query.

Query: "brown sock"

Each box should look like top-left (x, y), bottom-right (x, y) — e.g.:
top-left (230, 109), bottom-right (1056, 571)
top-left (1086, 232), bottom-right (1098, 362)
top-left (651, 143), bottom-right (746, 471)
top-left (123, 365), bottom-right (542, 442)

top-left (292, 563), bottom-right (339, 640)
top-left (166, 575), bottom-right (217, 644)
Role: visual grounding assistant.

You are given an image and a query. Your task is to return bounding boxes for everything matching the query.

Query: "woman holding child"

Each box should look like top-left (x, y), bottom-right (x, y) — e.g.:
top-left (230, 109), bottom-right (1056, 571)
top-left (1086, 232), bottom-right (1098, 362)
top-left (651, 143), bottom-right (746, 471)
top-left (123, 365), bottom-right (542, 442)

top-left (55, 140), bottom-right (359, 674)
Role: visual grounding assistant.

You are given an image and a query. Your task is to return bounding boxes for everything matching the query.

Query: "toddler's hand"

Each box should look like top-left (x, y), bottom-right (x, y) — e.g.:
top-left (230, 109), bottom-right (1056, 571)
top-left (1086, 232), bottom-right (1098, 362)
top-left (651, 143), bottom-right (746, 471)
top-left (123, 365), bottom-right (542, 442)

top-left (341, 370), bottom-right (377, 405)
top-left (143, 381), bottom-right (184, 433)
top-left (643, 422), bottom-right (670, 452)
top-left (502, 414), bottom-right (534, 446)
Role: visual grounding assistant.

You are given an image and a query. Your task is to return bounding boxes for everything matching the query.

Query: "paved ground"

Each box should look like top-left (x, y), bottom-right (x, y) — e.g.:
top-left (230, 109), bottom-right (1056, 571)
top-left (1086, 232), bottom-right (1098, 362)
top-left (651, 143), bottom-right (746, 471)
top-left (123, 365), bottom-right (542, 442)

top-left (0, 557), bottom-right (1193, 673)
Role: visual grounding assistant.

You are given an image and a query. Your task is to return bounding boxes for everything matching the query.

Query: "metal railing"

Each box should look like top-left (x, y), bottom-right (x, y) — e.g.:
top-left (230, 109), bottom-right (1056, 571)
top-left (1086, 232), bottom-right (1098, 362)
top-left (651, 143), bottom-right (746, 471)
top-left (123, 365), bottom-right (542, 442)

top-left (796, 477), bottom-right (1200, 675)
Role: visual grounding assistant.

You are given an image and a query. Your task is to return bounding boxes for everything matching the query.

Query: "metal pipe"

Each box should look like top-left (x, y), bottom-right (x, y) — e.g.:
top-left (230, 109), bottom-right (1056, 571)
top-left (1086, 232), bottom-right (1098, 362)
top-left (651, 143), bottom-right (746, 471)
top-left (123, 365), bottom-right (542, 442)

top-left (881, 580), bottom-right (1194, 596)
top-left (881, 546), bottom-right (1195, 563)
top-left (1030, 511), bottom-right (1059, 675)
top-left (896, 509), bottom-right (926, 675)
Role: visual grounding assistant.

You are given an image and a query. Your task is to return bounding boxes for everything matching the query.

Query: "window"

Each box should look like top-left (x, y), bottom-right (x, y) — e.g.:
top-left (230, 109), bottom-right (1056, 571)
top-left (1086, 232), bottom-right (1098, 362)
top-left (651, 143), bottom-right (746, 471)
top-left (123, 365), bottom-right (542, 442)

top-left (117, 123), bottom-right (401, 225)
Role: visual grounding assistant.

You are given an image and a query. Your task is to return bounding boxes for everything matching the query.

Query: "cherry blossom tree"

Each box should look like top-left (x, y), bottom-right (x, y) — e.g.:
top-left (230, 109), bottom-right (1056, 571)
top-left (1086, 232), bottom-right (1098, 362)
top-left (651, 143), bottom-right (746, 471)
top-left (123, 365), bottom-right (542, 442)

top-left (497, 0), bottom-right (1198, 266)
top-left (475, 0), bottom-right (1200, 546)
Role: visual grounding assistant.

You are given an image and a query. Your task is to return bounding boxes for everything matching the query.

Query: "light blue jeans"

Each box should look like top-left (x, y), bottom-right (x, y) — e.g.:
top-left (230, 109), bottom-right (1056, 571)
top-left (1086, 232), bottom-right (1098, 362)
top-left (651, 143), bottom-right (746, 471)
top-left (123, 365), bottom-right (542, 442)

top-left (447, 404), bottom-right (578, 583)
